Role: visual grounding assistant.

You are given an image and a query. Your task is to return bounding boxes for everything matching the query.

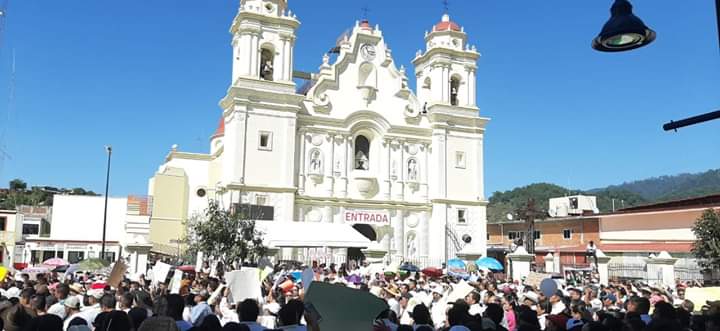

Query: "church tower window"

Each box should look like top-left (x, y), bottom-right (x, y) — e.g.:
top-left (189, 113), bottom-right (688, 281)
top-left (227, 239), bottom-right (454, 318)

top-left (354, 135), bottom-right (370, 170)
top-left (450, 75), bottom-right (460, 106)
top-left (260, 47), bottom-right (275, 81)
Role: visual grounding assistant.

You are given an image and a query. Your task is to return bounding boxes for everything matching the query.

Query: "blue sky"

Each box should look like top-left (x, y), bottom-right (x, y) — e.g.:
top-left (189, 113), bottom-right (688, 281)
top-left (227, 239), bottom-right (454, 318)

top-left (0, 1), bottom-right (718, 197)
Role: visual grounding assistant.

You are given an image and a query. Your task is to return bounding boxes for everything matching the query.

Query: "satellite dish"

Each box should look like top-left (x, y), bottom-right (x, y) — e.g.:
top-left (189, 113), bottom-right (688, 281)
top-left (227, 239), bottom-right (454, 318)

top-left (506, 213), bottom-right (514, 221)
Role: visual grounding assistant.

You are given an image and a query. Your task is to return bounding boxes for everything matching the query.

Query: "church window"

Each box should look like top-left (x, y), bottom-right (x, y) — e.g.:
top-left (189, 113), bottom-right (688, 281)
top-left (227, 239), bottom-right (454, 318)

top-left (455, 151), bottom-right (466, 169)
top-left (450, 75), bottom-right (460, 106)
top-left (422, 77), bottom-right (431, 89)
top-left (260, 48), bottom-right (274, 81)
top-left (258, 131), bottom-right (273, 151)
top-left (354, 135), bottom-right (370, 170)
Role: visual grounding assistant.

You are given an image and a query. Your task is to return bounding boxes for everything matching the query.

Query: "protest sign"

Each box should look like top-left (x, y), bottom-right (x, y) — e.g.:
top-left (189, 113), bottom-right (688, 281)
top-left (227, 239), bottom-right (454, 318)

top-left (169, 269), bottom-right (183, 294)
top-left (153, 262), bottom-right (172, 285)
top-left (0, 267), bottom-right (8, 281)
top-left (107, 260), bottom-right (128, 288)
top-left (686, 287), bottom-right (720, 312)
top-left (305, 281), bottom-right (388, 331)
top-left (447, 280), bottom-right (474, 303)
top-left (526, 272), bottom-right (552, 288)
top-left (226, 268), bottom-right (261, 303)
top-left (195, 252), bottom-right (204, 272)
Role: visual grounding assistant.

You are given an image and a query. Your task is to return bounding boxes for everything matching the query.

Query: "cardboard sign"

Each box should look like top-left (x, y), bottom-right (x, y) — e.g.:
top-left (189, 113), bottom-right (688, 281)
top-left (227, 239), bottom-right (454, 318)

top-left (226, 268), bottom-right (261, 303)
top-left (525, 272), bottom-right (552, 288)
top-left (169, 270), bottom-right (183, 294)
top-left (107, 260), bottom-right (128, 288)
top-left (153, 262), bottom-right (172, 285)
top-left (685, 287), bottom-right (720, 312)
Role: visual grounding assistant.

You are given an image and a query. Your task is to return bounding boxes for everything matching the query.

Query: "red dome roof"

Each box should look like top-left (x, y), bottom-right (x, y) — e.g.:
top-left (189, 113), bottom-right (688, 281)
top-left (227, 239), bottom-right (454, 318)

top-left (434, 14), bottom-right (461, 32)
top-left (212, 117), bottom-right (224, 139)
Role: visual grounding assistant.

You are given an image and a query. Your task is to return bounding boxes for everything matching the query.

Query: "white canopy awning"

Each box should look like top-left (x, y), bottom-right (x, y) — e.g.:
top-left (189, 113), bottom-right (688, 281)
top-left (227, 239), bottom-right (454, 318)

top-left (257, 221), bottom-right (372, 249)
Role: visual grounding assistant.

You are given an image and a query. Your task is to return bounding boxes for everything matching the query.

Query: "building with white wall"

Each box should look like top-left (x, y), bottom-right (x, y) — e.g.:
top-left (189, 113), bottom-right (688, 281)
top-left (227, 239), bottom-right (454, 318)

top-left (0, 209), bottom-right (20, 269)
top-left (148, 0), bottom-right (490, 265)
top-left (17, 195), bottom-right (151, 274)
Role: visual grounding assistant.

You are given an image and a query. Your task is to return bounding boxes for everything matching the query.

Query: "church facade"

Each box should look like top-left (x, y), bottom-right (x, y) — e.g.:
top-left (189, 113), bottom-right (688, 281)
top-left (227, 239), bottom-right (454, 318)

top-left (148, 0), bottom-right (490, 265)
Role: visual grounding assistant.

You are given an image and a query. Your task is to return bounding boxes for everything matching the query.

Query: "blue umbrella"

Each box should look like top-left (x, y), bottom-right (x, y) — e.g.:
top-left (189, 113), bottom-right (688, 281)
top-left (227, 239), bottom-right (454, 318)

top-left (475, 257), bottom-right (504, 271)
top-left (446, 258), bottom-right (469, 279)
top-left (399, 263), bottom-right (420, 273)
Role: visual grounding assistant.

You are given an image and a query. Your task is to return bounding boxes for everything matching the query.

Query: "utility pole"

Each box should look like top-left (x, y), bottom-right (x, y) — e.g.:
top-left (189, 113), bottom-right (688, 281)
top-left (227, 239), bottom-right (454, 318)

top-left (101, 146), bottom-right (112, 260)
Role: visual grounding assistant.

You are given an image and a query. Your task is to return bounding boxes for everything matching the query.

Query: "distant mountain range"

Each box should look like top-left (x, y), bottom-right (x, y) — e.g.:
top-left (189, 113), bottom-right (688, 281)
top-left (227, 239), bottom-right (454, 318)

top-left (487, 168), bottom-right (720, 223)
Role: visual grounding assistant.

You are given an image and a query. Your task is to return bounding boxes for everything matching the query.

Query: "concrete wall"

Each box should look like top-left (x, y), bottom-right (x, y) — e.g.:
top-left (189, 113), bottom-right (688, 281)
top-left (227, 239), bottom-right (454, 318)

top-left (599, 208), bottom-right (705, 242)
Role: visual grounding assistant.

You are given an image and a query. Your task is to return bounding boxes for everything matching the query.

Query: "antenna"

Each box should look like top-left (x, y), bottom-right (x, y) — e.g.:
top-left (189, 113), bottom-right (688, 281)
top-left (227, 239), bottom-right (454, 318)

top-left (0, 48), bottom-right (15, 179)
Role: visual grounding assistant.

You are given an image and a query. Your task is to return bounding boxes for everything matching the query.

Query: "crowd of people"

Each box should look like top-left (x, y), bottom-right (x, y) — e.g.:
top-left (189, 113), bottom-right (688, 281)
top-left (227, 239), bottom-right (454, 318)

top-left (0, 258), bottom-right (716, 331)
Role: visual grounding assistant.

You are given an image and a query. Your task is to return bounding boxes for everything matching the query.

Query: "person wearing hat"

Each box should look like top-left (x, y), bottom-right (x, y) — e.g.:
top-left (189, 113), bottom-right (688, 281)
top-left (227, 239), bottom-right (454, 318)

top-left (430, 287), bottom-right (447, 328)
top-left (602, 293), bottom-right (620, 311)
top-left (549, 290), bottom-right (567, 315)
top-left (63, 296), bottom-right (90, 330)
top-left (521, 291), bottom-right (539, 308)
top-left (190, 289), bottom-right (212, 326)
top-left (80, 289), bottom-right (103, 326)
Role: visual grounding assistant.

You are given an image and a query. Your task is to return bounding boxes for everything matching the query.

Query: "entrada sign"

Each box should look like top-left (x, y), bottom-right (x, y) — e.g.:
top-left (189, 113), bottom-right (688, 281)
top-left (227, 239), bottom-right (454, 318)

top-left (344, 210), bottom-right (390, 225)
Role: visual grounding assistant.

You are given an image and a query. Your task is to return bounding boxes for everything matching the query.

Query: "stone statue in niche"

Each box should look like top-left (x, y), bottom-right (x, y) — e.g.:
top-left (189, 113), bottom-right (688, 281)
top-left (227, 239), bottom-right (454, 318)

top-left (407, 159), bottom-right (418, 181)
top-left (451, 86), bottom-right (458, 106)
top-left (355, 151), bottom-right (369, 170)
top-left (406, 233), bottom-right (417, 258)
top-left (261, 60), bottom-right (274, 81)
top-left (391, 160), bottom-right (397, 178)
top-left (309, 150), bottom-right (322, 174)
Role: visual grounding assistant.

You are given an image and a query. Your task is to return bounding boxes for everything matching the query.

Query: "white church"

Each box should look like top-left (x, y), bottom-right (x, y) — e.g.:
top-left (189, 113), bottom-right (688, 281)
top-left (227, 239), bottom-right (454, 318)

top-left (148, 0), bottom-right (490, 266)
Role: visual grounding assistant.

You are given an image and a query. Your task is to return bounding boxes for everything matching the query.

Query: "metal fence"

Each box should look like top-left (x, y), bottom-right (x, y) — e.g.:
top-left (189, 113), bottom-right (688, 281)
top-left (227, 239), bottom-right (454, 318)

top-left (608, 259), bottom-right (706, 283)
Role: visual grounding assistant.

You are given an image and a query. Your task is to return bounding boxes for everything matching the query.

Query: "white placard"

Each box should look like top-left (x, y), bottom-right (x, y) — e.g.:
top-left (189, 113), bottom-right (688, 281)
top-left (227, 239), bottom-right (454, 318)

top-left (226, 268), bottom-right (261, 303)
top-left (170, 270), bottom-right (183, 294)
top-left (195, 252), bottom-right (204, 273)
top-left (153, 262), bottom-right (172, 285)
top-left (343, 210), bottom-right (390, 225)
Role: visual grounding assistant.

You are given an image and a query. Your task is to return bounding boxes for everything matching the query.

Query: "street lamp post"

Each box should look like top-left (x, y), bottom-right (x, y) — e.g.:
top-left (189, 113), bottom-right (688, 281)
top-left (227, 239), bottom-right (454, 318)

top-left (101, 146), bottom-right (112, 261)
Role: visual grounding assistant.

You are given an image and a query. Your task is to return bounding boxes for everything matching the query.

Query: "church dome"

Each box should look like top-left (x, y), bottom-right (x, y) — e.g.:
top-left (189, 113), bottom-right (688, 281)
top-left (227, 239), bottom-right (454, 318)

top-left (434, 13), bottom-right (461, 32)
top-left (212, 117), bottom-right (225, 138)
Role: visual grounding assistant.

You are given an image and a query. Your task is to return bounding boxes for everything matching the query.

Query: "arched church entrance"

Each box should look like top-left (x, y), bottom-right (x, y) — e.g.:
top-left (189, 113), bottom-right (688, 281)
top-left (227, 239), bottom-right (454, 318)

top-left (348, 224), bottom-right (377, 264)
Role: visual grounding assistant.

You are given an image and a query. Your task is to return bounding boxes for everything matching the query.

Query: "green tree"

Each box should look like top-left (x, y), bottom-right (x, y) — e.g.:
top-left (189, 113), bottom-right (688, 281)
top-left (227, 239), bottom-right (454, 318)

top-left (186, 200), bottom-right (267, 267)
top-left (691, 209), bottom-right (720, 270)
top-left (9, 179), bottom-right (26, 191)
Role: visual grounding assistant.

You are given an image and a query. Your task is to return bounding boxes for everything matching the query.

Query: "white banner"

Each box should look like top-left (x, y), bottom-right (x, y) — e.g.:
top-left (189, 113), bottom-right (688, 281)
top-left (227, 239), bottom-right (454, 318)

top-left (343, 210), bottom-right (390, 225)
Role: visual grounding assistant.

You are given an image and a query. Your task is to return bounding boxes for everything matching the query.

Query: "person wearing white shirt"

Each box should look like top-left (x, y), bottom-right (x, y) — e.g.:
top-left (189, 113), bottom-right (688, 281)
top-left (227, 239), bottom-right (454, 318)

top-left (79, 290), bottom-right (103, 326)
top-left (48, 284), bottom-right (71, 319)
top-left (430, 289), bottom-right (447, 329)
top-left (63, 296), bottom-right (90, 331)
top-left (465, 291), bottom-right (484, 317)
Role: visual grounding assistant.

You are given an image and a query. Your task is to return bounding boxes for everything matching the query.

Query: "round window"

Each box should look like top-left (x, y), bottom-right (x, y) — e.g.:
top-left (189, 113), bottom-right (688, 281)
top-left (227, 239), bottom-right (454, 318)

top-left (196, 188), bottom-right (207, 197)
top-left (265, 3), bottom-right (273, 12)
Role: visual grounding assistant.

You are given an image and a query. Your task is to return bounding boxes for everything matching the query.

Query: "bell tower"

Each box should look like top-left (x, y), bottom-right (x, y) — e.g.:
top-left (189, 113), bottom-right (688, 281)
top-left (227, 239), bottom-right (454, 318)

top-left (413, 14), bottom-right (479, 108)
top-left (230, 0), bottom-right (299, 84)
